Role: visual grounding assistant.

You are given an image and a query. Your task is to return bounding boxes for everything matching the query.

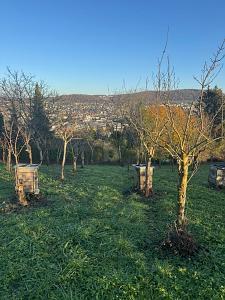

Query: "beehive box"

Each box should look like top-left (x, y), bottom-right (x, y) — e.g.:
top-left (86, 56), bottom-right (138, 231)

top-left (15, 164), bottom-right (40, 194)
top-left (133, 164), bottom-right (154, 192)
top-left (208, 164), bottom-right (225, 188)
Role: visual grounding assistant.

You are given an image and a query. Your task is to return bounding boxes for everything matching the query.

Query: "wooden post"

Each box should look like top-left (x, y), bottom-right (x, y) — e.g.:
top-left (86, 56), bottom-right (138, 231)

top-left (17, 180), bottom-right (28, 206)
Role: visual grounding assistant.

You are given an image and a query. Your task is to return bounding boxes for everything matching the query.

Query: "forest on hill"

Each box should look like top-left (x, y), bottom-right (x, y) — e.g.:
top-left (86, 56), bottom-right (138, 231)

top-left (55, 89), bottom-right (200, 105)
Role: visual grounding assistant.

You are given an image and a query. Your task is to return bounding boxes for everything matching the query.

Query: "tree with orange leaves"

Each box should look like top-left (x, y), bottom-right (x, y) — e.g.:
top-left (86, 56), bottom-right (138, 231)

top-left (121, 100), bottom-right (163, 197)
top-left (143, 39), bottom-right (225, 234)
top-left (143, 105), bottom-right (211, 227)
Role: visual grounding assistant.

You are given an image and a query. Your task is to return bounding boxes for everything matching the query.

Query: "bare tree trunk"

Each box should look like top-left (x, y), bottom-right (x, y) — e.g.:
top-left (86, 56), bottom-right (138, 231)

top-left (61, 141), bottom-right (67, 180)
top-left (73, 157), bottom-right (77, 173)
top-left (87, 141), bottom-right (94, 164)
top-left (90, 147), bottom-right (94, 164)
top-left (36, 140), bottom-right (43, 164)
top-left (46, 149), bottom-right (50, 166)
top-left (70, 143), bottom-right (78, 173)
top-left (136, 148), bottom-right (140, 165)
top-left (2, 144), bottom-right (6, 164)
top-left (101, 142), bottom-right (104, 162)
top-left (118, 145), bottom-right (122, 163)
top-left (81, 150), bottom-right (85, 168)
top-left (145, 156), bottom-right (153, 197)
top-left (27, 144), bottom-right (33, 164)
top-left (127, 159), bottom-right (130, 171)
top-left (177, 155), bottom-right (189, 227)
top-left (56, 146), bottom-right (62, 165)
top-left (7, 148), bottom-right (12, 171)
top-left (14, 154), bottom-right (19, 166)
top-left (159, 159), bottom-right (162, 168)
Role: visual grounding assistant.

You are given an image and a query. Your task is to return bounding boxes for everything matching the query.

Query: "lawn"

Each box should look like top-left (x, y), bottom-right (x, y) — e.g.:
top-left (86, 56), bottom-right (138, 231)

top-left (0, 163), bottom-right (225, 299)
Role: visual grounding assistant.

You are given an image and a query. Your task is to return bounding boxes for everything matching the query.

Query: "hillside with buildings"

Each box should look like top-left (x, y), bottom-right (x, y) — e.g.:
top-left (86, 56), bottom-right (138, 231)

top-left (47, 89), bottom-right (200, 131)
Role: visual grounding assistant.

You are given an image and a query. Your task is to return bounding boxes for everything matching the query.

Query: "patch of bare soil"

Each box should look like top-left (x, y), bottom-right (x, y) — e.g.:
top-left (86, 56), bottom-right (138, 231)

top-left (0, 193), bottom-right (48, 213)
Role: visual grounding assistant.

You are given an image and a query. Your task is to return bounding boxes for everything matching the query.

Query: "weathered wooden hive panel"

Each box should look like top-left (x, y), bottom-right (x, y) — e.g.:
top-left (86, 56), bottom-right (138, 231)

top-left (133, 164), bottom-right (154, 192)
top-left (208, 164), bottom-right (225, 188)
top-left (15, 164), bottom-right (40, 194)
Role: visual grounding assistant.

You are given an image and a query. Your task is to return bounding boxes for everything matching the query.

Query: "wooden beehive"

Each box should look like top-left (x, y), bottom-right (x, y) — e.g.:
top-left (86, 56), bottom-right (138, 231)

top-left (208, 164), bottom-right (225, 188)
top-left (133, 164), bottom-right (154, 192)
top-left (15, 164), bottom-right (40, 195)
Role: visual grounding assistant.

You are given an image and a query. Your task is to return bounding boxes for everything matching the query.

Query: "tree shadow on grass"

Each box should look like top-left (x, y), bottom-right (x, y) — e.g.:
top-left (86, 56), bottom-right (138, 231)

top-left (61, 165), bottom-right (225, 298)
top-left (2, 164), bottom-right (225, 299)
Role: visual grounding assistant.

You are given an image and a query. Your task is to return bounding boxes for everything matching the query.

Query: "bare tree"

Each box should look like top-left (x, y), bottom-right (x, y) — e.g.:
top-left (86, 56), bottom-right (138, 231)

top-left (0, 137), bottom-right (7, 164)
top-left (0, 112), bottom-right (7, 164)
top-left (83, 126), bottom-right (96, 164)
top-left (2, 116), bottom-right (25, 167)
top-left (119, 94), bottom-right (159, 197)
top-left (54, 113), bottom-right (77, 180)
top-left (0, 69), bottom-right (53, 165)
top-left (80, 140), bottom-right (85, 168)
top-left (145, 39), bottom-right (225, 229)
top-left (20, 125), bottom-right (33, 164)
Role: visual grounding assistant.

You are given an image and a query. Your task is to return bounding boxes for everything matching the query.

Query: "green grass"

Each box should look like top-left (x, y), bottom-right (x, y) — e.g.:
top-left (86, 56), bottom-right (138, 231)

top-left (0, 163), bottom-right (225, 299)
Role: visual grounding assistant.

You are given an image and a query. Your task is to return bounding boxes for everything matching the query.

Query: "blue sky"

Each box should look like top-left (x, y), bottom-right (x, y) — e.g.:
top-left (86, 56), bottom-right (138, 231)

top-left (0, 0), bottom-right (224, 94)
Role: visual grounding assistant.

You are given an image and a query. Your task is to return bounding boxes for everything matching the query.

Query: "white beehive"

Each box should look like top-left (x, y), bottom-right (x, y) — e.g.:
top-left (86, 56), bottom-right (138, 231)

top-left (14, 164), bottom-right (40, 194)
top-left (208, 164), bottom-right (225, 188)
top-left (132, 164), bottom-right (154, 192)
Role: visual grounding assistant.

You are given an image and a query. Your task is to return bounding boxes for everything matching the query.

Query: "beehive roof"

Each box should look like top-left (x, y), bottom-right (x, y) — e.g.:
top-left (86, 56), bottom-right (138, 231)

top-left (14, 164), bottom-right (39, 171)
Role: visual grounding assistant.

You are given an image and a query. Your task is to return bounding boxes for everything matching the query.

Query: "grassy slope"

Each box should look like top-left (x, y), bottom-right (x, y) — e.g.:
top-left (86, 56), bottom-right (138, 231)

top-left (0, 164), bottom-right (225, 299)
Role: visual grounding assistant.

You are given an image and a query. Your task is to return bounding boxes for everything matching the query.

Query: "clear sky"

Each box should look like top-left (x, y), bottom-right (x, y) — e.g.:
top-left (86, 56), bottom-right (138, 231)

top-left (0, 0), bottom-right (224, 94)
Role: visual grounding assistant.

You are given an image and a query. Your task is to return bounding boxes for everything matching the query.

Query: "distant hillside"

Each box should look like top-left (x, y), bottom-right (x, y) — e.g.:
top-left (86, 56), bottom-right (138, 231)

top-left (54, 94), bottom-right (105, 104)
top-left (55, 89), bottom-right (200, 105)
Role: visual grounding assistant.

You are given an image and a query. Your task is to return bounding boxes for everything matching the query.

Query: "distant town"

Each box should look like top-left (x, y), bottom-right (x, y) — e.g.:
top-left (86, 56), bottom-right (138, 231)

top-left (46, 89), bottom-right (199, 132)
